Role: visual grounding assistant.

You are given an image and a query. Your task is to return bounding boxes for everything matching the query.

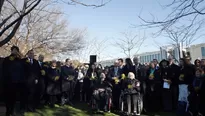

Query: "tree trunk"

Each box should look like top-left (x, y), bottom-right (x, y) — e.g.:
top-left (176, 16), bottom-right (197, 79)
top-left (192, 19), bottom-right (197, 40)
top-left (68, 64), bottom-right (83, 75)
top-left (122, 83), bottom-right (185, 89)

top-left (0, 0), bottom-right (4, 13)
top-left (177, 43), bottom-right (181, 59)
top-left (0, 18), bottom-right (23, 47)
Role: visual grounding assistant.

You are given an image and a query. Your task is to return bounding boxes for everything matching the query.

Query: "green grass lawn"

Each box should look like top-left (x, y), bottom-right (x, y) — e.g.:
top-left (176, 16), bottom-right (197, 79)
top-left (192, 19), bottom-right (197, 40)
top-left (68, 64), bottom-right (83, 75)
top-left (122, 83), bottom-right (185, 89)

top-left (24, 103), bottom-right (118, 116)
top-left (23, 102), bottom-right (176, 116)
top-left (0, 102), bottom-right (176, 116)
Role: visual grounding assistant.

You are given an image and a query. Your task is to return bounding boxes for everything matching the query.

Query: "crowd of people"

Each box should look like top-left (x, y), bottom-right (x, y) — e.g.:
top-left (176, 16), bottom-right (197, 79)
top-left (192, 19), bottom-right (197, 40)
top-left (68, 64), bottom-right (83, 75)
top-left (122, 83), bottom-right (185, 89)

top-left (1, 45), bottom-right (205, 116)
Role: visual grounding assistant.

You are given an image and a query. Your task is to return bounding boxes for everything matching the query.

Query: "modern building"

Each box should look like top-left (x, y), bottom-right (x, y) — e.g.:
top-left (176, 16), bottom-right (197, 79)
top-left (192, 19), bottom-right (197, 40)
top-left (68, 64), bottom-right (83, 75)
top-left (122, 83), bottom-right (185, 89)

top-left (99, 58), bottom-right (127, 67)
top-left (135, 51), bottom-right (161, 64)
top-left (99, 43), bottom-right (205, 66)
top-left (188, 43), bottom-right (205, 60)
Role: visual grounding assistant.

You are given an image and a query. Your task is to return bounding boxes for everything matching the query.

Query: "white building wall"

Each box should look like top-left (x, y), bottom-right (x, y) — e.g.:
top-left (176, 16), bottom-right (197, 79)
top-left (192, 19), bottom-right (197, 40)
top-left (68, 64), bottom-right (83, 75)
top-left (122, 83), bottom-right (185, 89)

top-left (188, 43), bottom-right (205, 61)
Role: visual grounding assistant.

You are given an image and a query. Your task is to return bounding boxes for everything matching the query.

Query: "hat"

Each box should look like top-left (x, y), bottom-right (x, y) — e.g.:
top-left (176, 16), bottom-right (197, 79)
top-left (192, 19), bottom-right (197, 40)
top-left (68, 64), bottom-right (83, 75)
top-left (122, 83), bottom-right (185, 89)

top-left (159, 59), bottom-right (169, 67)
top-left (11, 46), bottom-right (19, 52)
top-left (184, 56), bottom-right (191, 60)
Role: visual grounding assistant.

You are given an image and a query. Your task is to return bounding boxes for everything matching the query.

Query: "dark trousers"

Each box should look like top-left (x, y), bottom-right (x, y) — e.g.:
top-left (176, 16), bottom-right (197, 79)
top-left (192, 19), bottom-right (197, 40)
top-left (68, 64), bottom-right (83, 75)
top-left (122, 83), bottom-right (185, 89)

top-left (34, 80), bottom-right (45, 108)
top-left (74, 81), bottom-right (83, 101)
top-left (162, 88), bottom-right (173, 111)
top-left (82, 88), bottom-right (90, 102)
top-left (147, 85), bottom-right (161, 112)
top-left (5, 83), bottom-right (26, 115)
top-left (103, 92), bottom-right (112, 111)
top-left (188, 93), bottom-right (200, 116)
top-left (112, 86), bottom-right (121, 110)
top-left (177, 101), bottom-right (187, 116)
top-left (141, 81), bottom-right (147, 112)
top-left (171, 85), bottom-right (179, 110)
top-left (27, 85), bottom-right (36, 111)
top-left (126, 94), bottom-right (138, 114)
top-left (49, 95), bottom-right (56, 107)
top-left (61, 91), bottom-right (70, 104)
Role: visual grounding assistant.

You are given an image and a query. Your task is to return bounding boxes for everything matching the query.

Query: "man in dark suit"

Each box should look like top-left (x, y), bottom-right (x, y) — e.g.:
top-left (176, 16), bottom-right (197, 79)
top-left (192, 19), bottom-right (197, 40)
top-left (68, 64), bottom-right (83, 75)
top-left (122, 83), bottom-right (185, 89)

top-left (35, 54), bottom-right (47, 107)
top-left (108, 60), bottom-right (121, 80)
top-left (108, 60), bottom-right (122, 110)
top-left (61, 58), bottom-right (76, 105)
top-left (2, 46), bottom-right (27, 116)
top-left (133, 57), bottom-right (146, 113)
top-left (168, 57), bottom-right (180, 110)
top-left (24, 50), bottom-right (41, 111)
top-left (118, 58), bottom-right (124, 72)
top-left (133, 57), bottom-right (144, 80)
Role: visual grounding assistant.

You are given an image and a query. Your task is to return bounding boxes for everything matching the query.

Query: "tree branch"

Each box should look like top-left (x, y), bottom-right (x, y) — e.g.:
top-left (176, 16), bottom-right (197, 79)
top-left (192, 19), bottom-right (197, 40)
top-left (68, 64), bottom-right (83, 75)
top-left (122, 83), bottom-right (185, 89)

top-left (61, 0), bottom-right (111, 8)
top-left (0, 0), bottom-right (41, 37)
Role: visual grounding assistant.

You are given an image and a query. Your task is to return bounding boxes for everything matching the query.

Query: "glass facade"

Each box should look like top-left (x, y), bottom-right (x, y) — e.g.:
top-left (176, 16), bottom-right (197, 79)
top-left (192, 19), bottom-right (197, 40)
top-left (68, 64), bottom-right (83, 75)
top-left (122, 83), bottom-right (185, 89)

top-left (152, 54), bottom-right (155, 60)
top-left (201, 47), bottom-right (205, 57)
top-left (158, 54), bottom-right (160, 61)
top-left (155, 54), bottom-right (157, 59)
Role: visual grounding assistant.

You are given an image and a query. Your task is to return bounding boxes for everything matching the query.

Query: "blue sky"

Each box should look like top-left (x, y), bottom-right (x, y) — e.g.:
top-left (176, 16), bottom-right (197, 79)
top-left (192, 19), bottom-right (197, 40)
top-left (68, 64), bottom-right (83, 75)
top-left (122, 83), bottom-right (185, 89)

top-left (60, 0), bottom-right (205, 62)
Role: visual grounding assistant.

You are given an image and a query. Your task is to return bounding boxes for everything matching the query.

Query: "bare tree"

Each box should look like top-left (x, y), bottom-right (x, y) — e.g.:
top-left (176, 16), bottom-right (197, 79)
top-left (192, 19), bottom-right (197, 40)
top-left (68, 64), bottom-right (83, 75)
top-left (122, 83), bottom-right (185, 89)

top-left (115, 31), bottom-right (146, 58)
top-left (60, 0), bottom-right (111, 8)
top-left (139, 0), bottom-right (205, 33)
top-left (0, 0), bottom-right (41, 47)
top-left (163, 22), bottom-right (204, 58)
top-left (0, 0), bottom-right (111, 47)
top-left (1, 0), bottom-right (86, 58)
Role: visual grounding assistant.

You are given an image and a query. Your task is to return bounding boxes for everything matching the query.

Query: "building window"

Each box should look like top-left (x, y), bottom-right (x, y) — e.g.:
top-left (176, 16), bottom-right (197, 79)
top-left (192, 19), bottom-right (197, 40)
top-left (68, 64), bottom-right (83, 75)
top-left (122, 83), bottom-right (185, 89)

top-left (158, 54), bottom-right (161, 61)
top-left (150, 55), bottom-right (153, 60)
top-left (147, 55), bottom-right (149, 63)
top-left (152, 54), bottom-right (155, 60)
top-left (201, 47), bottom-right (205, 57)
top-left (144, 56), bottom-right (146, 63)
top-left (148, 55), bottom-right (151, 62)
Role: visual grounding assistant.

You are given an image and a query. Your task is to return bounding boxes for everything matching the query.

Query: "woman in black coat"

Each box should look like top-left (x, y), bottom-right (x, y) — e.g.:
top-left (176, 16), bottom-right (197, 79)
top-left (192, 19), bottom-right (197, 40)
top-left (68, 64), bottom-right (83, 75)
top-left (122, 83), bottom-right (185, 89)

top-left (160, 59), bottom-right (173, 112)
top-left (83, 64), bottom-right (98, 103)
top-left (146, 61), bottom-right (162, 112)
top-left (122, 58), bottom-right (134, 76)
top-left (46, 60), bottom-right (61, 107)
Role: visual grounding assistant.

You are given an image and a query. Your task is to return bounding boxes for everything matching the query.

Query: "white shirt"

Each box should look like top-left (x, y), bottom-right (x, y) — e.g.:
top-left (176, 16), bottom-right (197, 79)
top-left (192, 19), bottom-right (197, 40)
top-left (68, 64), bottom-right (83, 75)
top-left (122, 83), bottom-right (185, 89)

top-left (38, 61), bottom-right (42, 67)
top-left (78, 71), bottom-right (84, 82)
top-left (28, 58), bottom-right (33, 64)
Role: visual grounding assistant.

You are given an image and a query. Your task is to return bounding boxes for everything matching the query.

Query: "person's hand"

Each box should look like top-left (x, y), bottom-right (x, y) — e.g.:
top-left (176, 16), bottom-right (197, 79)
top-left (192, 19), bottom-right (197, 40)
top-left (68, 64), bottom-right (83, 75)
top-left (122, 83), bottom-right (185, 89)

top-left (149, 74), bottom-right (154, 80)
top-left (98, 88), bottom-right (105, 92)
top-left (115, 79), bottom-right (120, 84)
top-left (121, 74), bottom-right (126, 80)
top-left (41, 70), bottom-right (46, 76)
top-left (164, 79), bottom-right (172, 84)
top-left (35, 79), bottom-right (38, 84)
top-left (112, 77), bottom-right (117, 80)
top-left (128, 84), bottom-right (132, 89)
top-left (167, 80), bottom-right (172, 84)
top-left (179, 74), bottom-right (184, 81)
top-left (55, 76), bottom-right (60, 81)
